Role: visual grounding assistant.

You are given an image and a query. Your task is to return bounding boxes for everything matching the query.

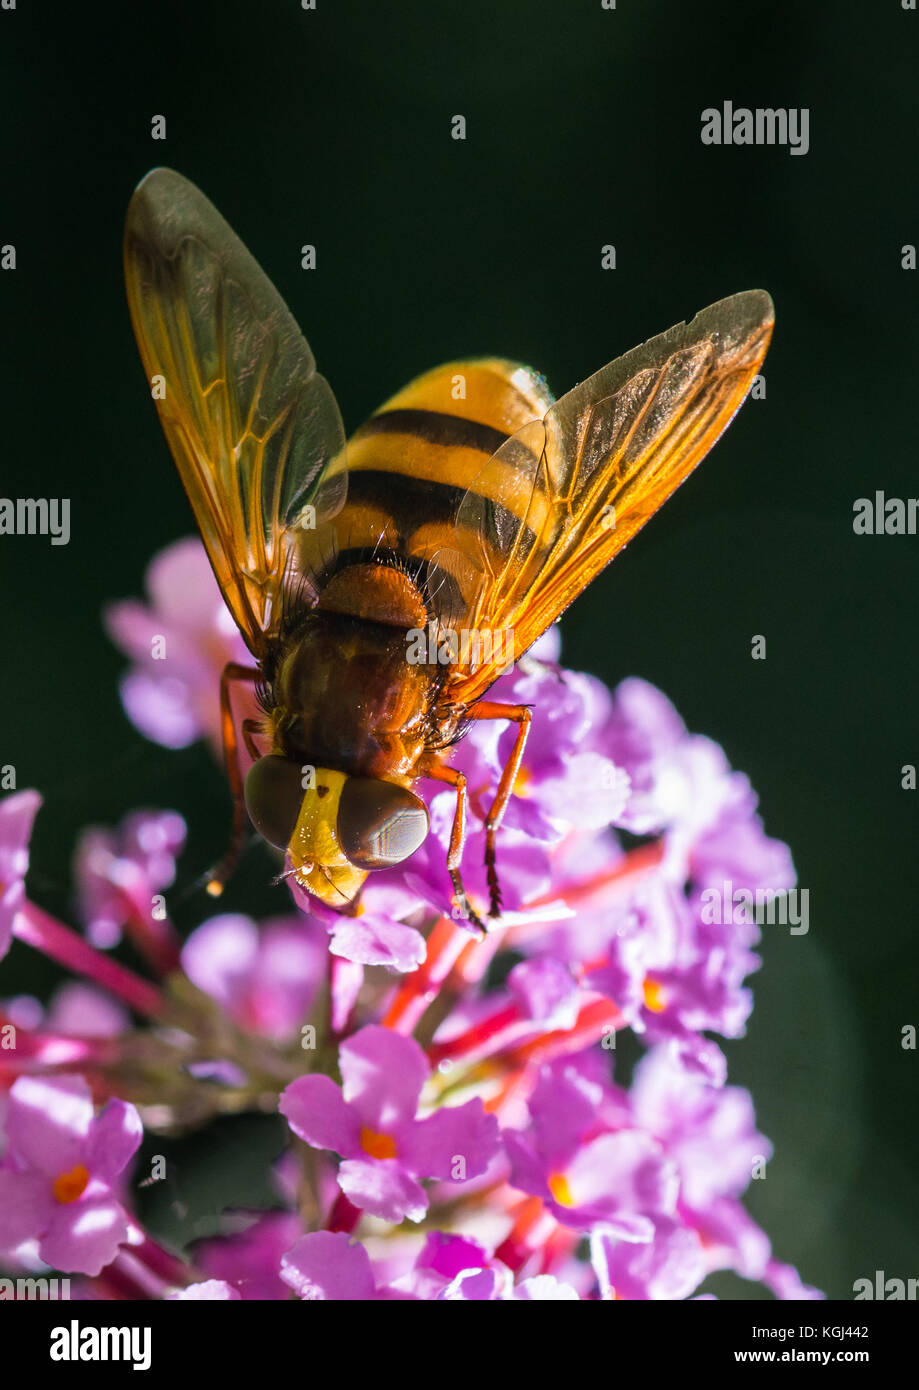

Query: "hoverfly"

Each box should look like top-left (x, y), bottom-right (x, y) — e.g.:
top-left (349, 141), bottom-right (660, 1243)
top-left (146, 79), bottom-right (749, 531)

top-left (124, 168), bottom-right (772, 930)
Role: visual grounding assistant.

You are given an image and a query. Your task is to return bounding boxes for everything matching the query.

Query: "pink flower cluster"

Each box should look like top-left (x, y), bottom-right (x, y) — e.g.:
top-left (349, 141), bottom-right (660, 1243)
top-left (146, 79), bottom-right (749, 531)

top-left (0, 539), bottom-right (821, 1300)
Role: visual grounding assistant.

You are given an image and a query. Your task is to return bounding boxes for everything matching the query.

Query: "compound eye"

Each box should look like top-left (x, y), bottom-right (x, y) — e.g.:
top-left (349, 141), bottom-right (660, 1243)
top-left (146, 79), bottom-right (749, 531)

top-left (244, 756), bottom-right (304, 850)
top-left (337, 778), bottom-right (429, 869)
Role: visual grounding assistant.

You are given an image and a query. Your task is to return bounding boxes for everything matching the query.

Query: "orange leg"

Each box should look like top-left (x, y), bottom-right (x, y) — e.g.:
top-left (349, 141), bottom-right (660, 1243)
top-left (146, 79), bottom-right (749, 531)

top-left (241, 717), bottom-right (264, 762)
top-left (467, 701), bottom-right (532, 918)
top-left (427, 764), bottom-right (486, 936)
top-left (207, 662), bottom-right (260, 897)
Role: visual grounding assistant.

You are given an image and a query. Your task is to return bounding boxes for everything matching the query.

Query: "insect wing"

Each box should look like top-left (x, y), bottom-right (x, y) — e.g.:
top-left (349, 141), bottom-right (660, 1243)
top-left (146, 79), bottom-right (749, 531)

top-left (438, 290), bottom-right (774, 707)
top-left (124, 167), bottom-right (347, 656)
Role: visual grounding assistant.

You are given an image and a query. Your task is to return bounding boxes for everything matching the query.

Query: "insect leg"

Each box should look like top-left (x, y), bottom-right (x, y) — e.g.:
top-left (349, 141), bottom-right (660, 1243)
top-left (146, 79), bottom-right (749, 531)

top-left (466, 701), bottom-right (533, 918)
top-left (206, 662), bottom-right (260, 897)
top-left (426, 764), bottom-right (486, 936)
top-left (241, 718), bottom-right (264, 762)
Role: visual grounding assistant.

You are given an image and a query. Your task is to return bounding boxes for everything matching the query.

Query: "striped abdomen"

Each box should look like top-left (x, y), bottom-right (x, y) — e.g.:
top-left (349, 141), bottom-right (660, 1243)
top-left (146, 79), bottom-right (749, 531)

top-left (296, 357), bottom-right (553, 626)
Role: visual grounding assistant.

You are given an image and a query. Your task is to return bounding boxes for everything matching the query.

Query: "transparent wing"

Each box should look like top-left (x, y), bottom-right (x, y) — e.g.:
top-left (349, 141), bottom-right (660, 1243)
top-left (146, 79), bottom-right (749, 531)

top-left (438, 290), bottom-right (774, 707)
top-left (124, 167), bottom-right (347, 656)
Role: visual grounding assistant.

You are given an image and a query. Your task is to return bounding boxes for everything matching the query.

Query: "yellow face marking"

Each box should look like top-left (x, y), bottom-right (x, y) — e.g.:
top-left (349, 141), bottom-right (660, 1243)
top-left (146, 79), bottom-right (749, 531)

top-left (287, 768), bottom-right (369, 907)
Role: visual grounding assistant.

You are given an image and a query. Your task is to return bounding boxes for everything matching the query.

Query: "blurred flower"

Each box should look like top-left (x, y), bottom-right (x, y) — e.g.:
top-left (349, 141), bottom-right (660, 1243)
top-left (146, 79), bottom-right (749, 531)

top-left (105, 537), bottom-right (254, 755)
top-left (181, 914), bottom-right (326, 1045)
top-left (45, 983), bottom-right (131, 1039)
top-left (0, 790), bottom-right (41, 963)
top-left (75, 808), bottom-right (185, 964)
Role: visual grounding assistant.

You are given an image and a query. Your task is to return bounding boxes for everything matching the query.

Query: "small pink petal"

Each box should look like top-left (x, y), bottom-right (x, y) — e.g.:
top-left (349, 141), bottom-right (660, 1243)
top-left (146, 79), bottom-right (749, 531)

top-left (281, 1232), bottom-right (376, 1301)
top-left (337, 1158), bottom-right (428, 1225)
top-left (339, 1025), bottom-right (428, 1131)
top-left (7, 1074), bottom-right (94, 1177)
top-left (279, 1075), bottom-right (361, 1158)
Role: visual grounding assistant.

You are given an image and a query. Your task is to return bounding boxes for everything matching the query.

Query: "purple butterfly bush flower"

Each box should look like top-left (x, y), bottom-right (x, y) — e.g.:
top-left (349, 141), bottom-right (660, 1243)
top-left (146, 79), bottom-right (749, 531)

top-left (180, 914), bottom-right (326, 1045)
top-left (503, 1055), bottom-right (681, 1240)
top-left (280, 1231), bottom-right (394, 1300)
top-left (75, 808), bottom-right (186, 955)
top-left (193, 1212), bottom-right (305, 1300)
top-left (0, 1075), bottom-right (142, 1276)
top-left (168, 1279), bottom-right (242, 1300)
top-left (280, 1026), bottom-right (501, 1224)
top-left (0, 537), bottom-right (823, 1300)
top-left (440, 1267), bottom-right (580, 1300)
top-left (104, 537), bottom-right (254, 756)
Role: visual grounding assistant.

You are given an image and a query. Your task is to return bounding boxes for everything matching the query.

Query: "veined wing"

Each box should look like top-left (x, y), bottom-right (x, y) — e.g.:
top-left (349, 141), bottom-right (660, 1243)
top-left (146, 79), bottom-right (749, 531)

top-left (437, 290), bottom-right (774, 708)
top-left (124, 167), bottom-right (347, 657)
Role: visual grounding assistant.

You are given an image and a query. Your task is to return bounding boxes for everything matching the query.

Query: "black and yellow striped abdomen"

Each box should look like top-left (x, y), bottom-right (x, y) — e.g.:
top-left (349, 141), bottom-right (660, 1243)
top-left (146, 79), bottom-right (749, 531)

top-left (296, 358), bottom-right (553, 626)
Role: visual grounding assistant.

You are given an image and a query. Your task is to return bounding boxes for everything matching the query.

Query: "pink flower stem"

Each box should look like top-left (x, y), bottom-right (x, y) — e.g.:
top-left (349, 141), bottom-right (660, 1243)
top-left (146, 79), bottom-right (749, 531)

top-left (94, 1252), bottom-right (162, 1300)
top-left (0, 1013), bottom-right (119, 1069)
top-left (13, 900), bottom-right (165, 1019)
top-left (120, 887), bottom-right (183, 976)
top-left (494, 1195), bottom-right (558, 1274)
top-left (505, 996), bottom-right (624, 1065)
top-left (132, 1233), bottom-right (196, 1288)
top-left (427, 1002), bottom-right (523, 1067)
top-left (382, 916), bottom-right (472, 1034)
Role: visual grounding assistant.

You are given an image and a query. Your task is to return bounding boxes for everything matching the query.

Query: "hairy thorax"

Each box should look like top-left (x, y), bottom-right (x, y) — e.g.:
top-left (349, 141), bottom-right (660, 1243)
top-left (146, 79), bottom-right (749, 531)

top-left (267, 610), bottom-right (443, 783)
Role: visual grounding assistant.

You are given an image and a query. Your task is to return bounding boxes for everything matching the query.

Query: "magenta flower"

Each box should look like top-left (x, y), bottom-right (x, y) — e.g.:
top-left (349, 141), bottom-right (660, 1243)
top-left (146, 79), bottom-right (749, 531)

top-left (399, 1230), bottom-right (492, 1298)
top-left (75, 808), bottom-right (186, 955)
top-left (168, 1280), bottom-right (242, 1300)
top-left (105, 537), bottom-right (254, 754)
top-left (281, 1232), bottom-right (389, 1300)
top-left (440, 1268), bottom-right (580, 1300)
top-left (629, 1045), bottom-right (772, 1213)
top-left (44, 983), bottom-right (131, 1039)
top-left (0, 790), bottom-right (41, 963)
top-left (1, 983), bottom-right (129, 1041)
top-left (181, 915), bottom-right (326, 1044)
top-left (280, 1025), bottom-right (501, 1223)
top-left (0, 540), bottom-right (823, 1302)
top-left (591, 1216), bottom-right (707, 1301)
top-left (293, 885), bottom-right (428, 973)
top-left (504, 1060), bottom-right (678, 1238)
top-left (0, 1075), bottom-right (142, 1275)
top-left (443, 630), bottom-right (630, 843)
top-left (194, 1212), bottom-right (305, 1300)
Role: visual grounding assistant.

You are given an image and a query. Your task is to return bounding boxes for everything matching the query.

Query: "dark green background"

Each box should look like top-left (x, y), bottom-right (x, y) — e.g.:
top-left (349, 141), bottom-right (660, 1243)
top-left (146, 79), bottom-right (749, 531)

top-left (1, 0), bottom-right (917, 1298)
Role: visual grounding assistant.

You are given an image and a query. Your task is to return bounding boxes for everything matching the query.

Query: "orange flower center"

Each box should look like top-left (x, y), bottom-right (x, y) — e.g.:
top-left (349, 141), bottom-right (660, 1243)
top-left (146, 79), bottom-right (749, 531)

top-left (642, 976), bottom-right (667, 1013)
top-left (548, 1171), bottom-right (575, 1207)
top-left (53, 1163), bottom-right (90, 1204)
top-left (360, 1126), bottom-right (398, 1160)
